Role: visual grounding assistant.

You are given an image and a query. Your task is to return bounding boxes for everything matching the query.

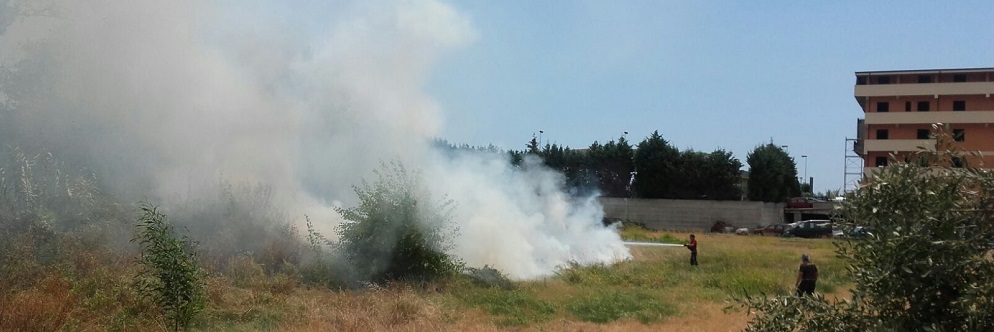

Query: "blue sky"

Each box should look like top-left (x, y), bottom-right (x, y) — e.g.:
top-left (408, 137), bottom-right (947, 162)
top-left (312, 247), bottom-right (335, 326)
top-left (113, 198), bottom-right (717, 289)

top-left (426, 0), bottom-right (994, 192)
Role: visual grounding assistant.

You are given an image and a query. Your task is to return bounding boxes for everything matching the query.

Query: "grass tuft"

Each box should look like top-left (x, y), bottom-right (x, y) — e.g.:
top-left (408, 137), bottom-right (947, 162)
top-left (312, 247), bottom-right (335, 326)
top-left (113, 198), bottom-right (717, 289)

top-left (565, 290), bottom-right (677, 323)
top-left (454, 288), bottom-right (556, 326)
top-left (0, 275), bottom-right (75, 331)
top-left (619, 223), bottom-right (683, 244)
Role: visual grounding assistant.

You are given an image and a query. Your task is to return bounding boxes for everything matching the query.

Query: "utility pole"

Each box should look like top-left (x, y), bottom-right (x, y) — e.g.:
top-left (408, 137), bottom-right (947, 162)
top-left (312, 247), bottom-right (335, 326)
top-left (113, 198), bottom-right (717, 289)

top-left (802, 155), bottom-right (808, 183)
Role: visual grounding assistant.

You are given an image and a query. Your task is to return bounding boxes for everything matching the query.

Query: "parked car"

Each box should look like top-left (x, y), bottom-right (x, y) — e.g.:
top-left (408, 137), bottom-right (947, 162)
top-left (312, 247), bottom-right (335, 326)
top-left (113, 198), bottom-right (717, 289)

top-left (849, 226), bottom-right (875, 238)
top-left (832, 228), bottom-right (845, 238)
top-left (752, 224), bottom-right (789, 236)
top-left (735, 228), bottom-right (750, 235)
top-left (784, 220), bottom-right (834, 238)
top-left (710, 221), bottom-right (734, 233)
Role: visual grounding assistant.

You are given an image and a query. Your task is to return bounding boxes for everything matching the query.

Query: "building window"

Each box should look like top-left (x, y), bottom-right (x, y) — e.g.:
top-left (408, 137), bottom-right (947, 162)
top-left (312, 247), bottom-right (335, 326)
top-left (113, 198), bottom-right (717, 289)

top-left (875, 157), bottom-right (888, 167)
top-left (905, 101), bottom-right (912, 112)
top-left (918, 75), bottom-right (932, 83)
top-left (952, 157), bottom-right (966, 168)
top-left (953, 129), bottom-right (965, 142)
top-left (877, 102), bottom-right (889, 112)
top-left (877, 76), bottom-right (891, 84)
top-left (954, 74), bottom-right (967, 82)
top-left (917, 129), bottom-right (930, 139)
top-left (876, 129), bottom-right (889, 139)
top-left (917, 101), bottom-right (930, 112)
top-left (953, 100), bottom-right (966, 111)
top-left (856, 76), bottom-right (867, 85)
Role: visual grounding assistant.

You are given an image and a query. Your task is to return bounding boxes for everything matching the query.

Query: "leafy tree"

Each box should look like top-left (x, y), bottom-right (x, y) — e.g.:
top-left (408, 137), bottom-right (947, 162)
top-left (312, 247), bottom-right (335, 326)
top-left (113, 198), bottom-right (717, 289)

top-left (526, 135), bottom-right (540, 154)
top-left (700, 149), bottom-right (744, 200)
top-left (746, 143), bottom-right (800, 202)
top-left (816, 189), bottom-right (841, 200)
top-left (541, 143), bottom-right (595, 194)
top-left (670, 150), bottom-right (708, 199)
top-left (509, 135), bottom-right (541, 167)
top-left (799, 182), bottom-right (813, 196)
top-left (633, 132), bottom-right (742, 200)
top-left (335, 161), bottom-right (463, 284)
top-left (738, 131), bottom-right (994, 331)
top-left (542, 143), bottom-right (566, 169)
top-left (666, 149), bottom-right (742, 200)
top-left (509, 149), bottom-right (524, 166)
top-left (563, 148), bottom-right (598, 194)
top-left (633, 131), bottom-right (679, 199)
top-left (133, 203), bottom-right (206, 331)
top-left (587, 137), bottom-right (634, 197)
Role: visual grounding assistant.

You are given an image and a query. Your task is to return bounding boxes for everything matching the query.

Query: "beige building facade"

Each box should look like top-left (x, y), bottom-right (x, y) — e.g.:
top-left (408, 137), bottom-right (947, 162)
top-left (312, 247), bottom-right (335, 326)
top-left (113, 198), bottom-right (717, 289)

top-left (854, 68), bottom-right (994, 174)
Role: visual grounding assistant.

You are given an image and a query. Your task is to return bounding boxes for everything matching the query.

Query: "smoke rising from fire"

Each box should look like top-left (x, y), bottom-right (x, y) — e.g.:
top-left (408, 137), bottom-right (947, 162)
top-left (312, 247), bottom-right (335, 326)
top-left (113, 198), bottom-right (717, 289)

top-left (0, 0), bottom-right (630, 279)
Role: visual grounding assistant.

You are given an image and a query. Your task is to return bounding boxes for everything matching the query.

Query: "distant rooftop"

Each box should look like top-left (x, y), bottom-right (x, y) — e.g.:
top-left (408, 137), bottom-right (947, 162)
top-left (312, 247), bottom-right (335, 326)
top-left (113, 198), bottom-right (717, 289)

top-left (855, 67), bottom-right (994, 76)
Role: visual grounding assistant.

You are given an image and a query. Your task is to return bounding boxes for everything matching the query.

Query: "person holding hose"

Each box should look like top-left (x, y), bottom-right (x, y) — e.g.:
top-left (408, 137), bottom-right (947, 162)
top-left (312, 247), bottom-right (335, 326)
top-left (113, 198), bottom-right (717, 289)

top-left (684, 234), bottom-right (698, 266)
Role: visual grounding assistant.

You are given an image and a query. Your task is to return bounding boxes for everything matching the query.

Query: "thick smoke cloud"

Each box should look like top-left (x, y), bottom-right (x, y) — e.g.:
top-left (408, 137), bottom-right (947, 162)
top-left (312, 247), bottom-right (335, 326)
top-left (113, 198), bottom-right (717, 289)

top-left (0, 0), bottom-right (630, 279)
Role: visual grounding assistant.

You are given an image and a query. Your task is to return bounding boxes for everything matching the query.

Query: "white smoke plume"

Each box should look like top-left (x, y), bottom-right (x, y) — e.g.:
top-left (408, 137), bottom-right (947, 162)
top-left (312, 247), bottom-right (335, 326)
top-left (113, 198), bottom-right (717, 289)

top-left (0, 0), bottom-right (630, 279)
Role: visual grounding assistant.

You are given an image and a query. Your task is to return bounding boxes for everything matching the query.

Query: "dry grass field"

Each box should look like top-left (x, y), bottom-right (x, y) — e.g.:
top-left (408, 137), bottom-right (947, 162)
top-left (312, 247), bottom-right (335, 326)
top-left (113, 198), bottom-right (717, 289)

top-left (282, 230), bottom-right (848, 332)
top-left (2, 228), bottom-right (850, 331)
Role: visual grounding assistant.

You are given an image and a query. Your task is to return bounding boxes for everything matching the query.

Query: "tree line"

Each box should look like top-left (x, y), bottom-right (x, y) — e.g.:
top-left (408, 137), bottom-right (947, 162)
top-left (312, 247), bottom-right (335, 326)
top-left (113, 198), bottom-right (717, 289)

top-left (438, 130), bottom-right (802, 202)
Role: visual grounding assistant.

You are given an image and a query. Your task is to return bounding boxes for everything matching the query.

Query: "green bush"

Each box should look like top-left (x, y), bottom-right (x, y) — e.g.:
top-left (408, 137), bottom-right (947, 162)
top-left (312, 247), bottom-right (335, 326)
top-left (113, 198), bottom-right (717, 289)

top-left (465, 265), bottom-right (515, 290)
top-left (133, 203), bottom-right (206, 331)
top-left (298, 216), bottom-right (343, 288)
top-left (168, 182), bottom-right (298, 274)
top-left (335, 161), bottom-right (463, 284)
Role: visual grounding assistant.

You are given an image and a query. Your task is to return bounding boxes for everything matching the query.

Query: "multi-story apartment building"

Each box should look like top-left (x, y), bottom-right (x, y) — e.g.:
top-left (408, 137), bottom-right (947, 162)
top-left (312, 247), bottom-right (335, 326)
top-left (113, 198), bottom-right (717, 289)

top-left (854, 68), bottom-right (994, 173)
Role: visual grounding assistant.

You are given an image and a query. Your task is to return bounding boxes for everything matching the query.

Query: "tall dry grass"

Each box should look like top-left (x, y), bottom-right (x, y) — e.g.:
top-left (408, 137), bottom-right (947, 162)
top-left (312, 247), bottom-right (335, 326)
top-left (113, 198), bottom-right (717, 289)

top-left (0, 229), bottom-right (847, 331)
top-left (0, 275), bottom-right (74, 331)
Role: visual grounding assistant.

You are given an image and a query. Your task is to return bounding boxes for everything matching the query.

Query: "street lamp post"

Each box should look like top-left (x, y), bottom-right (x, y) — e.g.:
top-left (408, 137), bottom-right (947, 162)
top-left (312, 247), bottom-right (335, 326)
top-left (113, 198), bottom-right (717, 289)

top-left (801, 155), bottom-right (808, 183)
top-left (539, 130), bottom-right (544, 147)
top-left (624, 130), bottom-right (632, 222)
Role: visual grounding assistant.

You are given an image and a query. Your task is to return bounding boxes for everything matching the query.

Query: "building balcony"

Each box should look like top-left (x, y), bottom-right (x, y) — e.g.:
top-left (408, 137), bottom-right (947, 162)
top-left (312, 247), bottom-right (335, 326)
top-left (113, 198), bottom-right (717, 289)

top-left (865, 110), bottom-right (994, 125)
top-left (863, 139), bottom-right (936, 153)
top-left (855, 82), bottom-right (994, 97)
top-left (863, 166), bottom-right (974, 181)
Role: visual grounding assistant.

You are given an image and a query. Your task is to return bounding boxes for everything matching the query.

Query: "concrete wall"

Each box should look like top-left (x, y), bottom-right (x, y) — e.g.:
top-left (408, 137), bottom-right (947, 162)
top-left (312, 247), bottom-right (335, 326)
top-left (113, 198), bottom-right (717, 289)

top-left (599, 197), bottom-right (784, 232)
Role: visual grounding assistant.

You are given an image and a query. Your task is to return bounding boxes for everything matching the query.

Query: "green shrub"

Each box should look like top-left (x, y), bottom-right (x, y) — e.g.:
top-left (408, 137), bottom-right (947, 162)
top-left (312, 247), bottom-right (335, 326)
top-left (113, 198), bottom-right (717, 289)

top-left (226, 254), bottom-right (264, 287)
top-left (298, 216), bottom-right (342, 288)
top-left (133, 203), bottom-right (206, 331)
top-left (256, 223), bottom-right (302, 275)
top-left (335, 161), bottom-right (463, 284)
top-left (465, 265), bottom-right (515, 290)
top-left (167, 182), bottom-right (298, 274)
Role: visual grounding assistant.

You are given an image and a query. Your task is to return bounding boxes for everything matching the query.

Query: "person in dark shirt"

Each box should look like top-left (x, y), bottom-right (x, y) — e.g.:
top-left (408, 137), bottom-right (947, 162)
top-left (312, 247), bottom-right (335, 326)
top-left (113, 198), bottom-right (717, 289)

top-left (796, 253), bottom-right (818, 296)
top-left (684, 234), bottom-right (698, 266)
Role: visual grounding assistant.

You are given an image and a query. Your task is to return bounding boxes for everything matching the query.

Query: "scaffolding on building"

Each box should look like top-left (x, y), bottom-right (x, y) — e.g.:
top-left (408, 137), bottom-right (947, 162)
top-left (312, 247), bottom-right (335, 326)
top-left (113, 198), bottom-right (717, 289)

top-left (843, 137), bottom-right (863, 193)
